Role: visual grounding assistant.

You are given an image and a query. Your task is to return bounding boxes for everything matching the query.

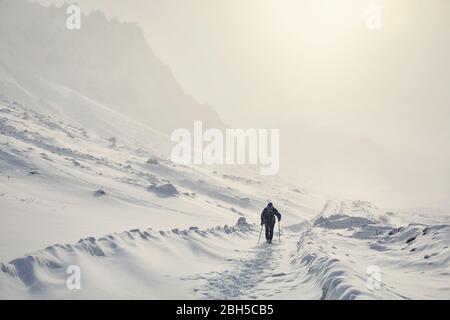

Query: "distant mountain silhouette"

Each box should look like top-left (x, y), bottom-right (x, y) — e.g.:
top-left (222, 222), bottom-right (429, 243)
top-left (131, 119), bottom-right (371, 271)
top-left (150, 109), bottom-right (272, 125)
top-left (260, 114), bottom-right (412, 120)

top-left (0, 0), bottom-right (223, 133)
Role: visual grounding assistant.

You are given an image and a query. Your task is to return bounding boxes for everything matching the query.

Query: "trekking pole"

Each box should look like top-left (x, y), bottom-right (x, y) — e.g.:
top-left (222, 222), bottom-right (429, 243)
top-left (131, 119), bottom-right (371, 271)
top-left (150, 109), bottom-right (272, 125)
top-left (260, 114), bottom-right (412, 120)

top-left (278, 220), bottom-right (281, 243)
top-left (257, 225), bottom-right (263, 245)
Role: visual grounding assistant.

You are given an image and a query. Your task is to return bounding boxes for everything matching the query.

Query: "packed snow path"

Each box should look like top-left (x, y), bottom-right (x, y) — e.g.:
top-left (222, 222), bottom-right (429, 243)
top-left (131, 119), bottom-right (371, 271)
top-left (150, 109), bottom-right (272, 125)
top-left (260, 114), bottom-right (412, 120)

top-left (195, 232), bottom-right (288, 299)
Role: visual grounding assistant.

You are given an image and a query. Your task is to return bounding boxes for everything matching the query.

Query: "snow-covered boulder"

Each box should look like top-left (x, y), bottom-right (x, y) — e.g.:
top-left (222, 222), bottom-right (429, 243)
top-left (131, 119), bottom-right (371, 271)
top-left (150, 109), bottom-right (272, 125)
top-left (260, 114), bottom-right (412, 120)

top-left (237, 217), bottom-right (248, 226)
top-left (147, 183), bottom-right (179, 198)
top-left (93, 189), bottom-right (106, 197)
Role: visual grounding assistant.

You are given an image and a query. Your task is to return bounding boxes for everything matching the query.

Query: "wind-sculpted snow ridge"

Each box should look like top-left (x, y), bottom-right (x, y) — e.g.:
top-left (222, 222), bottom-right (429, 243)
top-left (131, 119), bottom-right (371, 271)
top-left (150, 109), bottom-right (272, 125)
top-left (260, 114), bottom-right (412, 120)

top-left (292, 228), bottom-right (375, 300)
top-left (305, 200), bottom-right (450, 299)
top-left (0, 220), bottom-right (257, 299)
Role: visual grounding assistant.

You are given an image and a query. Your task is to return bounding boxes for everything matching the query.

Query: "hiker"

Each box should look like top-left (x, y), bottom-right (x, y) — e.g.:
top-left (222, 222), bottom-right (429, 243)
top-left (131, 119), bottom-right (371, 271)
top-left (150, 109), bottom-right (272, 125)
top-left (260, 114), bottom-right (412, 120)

top-left (261, 202), bottom-right (281, 244)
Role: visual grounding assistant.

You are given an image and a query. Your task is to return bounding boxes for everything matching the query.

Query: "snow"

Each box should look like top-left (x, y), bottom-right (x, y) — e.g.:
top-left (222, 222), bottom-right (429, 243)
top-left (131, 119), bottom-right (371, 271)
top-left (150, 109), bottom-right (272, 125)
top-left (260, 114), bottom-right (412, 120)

top-left (0, 0), bottom-right (449, 300)
top-left (0, 96), bottom-right (448, 299)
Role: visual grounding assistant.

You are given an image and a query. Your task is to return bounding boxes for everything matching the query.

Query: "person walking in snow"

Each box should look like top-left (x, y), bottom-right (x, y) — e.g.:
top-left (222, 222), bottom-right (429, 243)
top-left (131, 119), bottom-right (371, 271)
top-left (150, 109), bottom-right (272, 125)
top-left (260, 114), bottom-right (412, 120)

top-left (261, 202), bottom-right (281, 244)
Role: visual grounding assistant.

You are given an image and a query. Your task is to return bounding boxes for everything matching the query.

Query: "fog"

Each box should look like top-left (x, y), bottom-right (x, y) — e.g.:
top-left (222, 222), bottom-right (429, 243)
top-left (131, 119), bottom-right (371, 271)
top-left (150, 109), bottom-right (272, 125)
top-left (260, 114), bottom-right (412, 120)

top-left (35, 0), bottom-right (450, 210)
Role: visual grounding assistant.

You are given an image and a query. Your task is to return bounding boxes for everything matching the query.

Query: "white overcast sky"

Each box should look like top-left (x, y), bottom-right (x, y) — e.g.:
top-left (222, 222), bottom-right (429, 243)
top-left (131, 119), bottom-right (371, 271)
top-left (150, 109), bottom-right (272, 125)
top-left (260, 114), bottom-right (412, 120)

top-left (34, 0), bottom-right (450, 210)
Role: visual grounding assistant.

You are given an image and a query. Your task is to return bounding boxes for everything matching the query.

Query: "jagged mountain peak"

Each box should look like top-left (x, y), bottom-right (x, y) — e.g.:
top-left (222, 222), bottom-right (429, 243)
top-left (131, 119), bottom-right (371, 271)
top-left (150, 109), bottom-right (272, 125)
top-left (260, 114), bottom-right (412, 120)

top-left (0, 0), bottom-right (223, 133)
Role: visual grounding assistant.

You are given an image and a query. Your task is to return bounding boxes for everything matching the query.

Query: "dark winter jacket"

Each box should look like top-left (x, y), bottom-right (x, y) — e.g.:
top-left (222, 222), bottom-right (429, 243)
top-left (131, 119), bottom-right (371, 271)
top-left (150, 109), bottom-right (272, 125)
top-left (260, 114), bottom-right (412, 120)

top-left (261, 206), bottom-right (281, 225)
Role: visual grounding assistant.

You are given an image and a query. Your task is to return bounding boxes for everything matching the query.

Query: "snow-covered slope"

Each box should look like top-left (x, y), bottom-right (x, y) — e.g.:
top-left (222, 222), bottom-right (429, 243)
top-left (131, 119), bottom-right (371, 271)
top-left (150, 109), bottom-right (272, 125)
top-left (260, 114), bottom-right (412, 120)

top-left (0, 94), bottom-right (322, 262)
top-left (304, 201), bottom-right (450, 299)
top-left (0, 92), bottom-right (328, 299)
top-left (0, 93), bottom-right (449, 299)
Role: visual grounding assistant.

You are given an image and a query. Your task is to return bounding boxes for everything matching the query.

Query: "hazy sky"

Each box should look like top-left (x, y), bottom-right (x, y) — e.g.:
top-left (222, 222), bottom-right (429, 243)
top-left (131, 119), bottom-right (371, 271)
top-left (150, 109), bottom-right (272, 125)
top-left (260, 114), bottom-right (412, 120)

top-left (35, 0), bottom-right (450, 210)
